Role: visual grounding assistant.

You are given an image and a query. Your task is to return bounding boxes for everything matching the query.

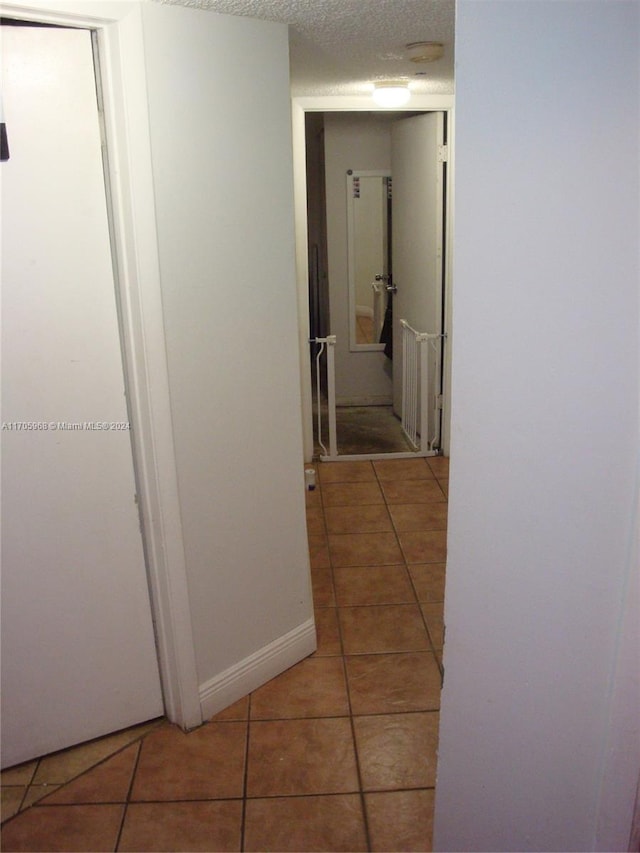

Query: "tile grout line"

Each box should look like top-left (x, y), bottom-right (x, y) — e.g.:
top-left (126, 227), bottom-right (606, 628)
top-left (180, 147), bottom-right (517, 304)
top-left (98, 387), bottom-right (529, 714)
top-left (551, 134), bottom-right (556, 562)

top-left (239, 692), bottom-right (252, 852)
top-left (380, 459), bottom-right (447, 674)
top-left (322, 461), bottom-right (374, 852)
top-left (113, 732), bottom-right (146, 851)
top-left (375, 457), bottom-right (446, 723)
top-left (1, 730), bottom-right (155, 828)
top-left (328, 458), bottom-right (441, 850)
top-left (0, 757), bottom-right (39, 823)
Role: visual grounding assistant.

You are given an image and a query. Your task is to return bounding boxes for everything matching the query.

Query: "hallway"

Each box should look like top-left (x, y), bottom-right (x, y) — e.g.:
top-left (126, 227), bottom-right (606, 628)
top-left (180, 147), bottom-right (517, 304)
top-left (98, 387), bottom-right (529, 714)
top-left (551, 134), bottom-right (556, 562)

top-left (1, 456), bottom-right (448, 852)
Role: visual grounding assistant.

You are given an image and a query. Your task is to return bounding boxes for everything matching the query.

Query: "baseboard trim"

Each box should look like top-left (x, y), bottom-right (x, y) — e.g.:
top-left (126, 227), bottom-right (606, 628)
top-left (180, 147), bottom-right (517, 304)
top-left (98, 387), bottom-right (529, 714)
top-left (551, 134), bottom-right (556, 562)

top-left (198, 617), bottom-right (317, 721)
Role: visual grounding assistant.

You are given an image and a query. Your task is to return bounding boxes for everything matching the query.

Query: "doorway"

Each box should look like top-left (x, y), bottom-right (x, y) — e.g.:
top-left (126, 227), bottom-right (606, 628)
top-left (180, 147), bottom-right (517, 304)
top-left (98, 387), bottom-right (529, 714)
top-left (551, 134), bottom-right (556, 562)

top-left (303, 109), bottom-right (450, 461)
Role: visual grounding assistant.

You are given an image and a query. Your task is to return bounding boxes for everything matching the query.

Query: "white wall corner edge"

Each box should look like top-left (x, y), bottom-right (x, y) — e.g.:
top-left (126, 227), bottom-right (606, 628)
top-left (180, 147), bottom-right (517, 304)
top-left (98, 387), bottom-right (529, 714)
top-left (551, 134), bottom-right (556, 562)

top-left (198, 618), bottom-right (317, 721)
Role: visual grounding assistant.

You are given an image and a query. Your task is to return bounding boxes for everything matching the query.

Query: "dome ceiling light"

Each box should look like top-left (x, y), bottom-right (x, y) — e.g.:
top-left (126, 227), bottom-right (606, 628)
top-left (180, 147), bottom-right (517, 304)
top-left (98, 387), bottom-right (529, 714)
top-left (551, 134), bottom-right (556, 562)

top-left (371, 81), bottom-right (411, 107)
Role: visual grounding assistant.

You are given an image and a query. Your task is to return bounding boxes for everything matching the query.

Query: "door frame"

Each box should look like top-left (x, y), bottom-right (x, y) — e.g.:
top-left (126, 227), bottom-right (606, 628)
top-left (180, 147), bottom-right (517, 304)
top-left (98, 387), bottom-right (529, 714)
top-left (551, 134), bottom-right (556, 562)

top-left (291, 95), bottom-right (455, 462)
top-left (2, 2), bottom-right (202, 731)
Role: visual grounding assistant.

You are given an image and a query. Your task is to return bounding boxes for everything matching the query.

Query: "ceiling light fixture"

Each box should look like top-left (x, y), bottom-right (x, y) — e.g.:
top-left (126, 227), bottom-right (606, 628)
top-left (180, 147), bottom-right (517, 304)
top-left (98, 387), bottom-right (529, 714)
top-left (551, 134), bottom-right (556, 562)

top-left (371, 81), bottom-right (411, 108)
top-left (406, 41), bottom-right (444, 63)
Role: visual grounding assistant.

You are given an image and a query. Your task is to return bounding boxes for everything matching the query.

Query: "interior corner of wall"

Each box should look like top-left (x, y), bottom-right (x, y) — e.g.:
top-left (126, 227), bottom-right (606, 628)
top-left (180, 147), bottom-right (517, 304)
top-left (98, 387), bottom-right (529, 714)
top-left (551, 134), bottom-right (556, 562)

top-left (197, 618), bottom-right (317, 720)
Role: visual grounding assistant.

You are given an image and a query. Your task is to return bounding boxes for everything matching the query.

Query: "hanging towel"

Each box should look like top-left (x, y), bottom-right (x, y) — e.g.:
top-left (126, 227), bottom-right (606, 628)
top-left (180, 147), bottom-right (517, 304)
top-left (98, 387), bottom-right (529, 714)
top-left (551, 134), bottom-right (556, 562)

top-left (379, 291), bottom-right (393, 359)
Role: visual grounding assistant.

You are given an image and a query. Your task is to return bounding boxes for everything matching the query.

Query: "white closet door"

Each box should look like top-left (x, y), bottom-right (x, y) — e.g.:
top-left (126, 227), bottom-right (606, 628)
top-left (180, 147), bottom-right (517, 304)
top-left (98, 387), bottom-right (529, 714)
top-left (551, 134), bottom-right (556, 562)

top-left (1, 24), bottom-right (163, 769)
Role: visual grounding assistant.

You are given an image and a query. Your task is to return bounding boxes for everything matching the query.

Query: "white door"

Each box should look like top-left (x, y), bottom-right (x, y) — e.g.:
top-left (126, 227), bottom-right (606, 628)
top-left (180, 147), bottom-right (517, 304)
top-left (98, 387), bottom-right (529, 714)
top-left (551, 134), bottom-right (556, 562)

top-left (1, 24), bottom-right (164, 769)
top-left (391, 113), bottom-right (445, 446)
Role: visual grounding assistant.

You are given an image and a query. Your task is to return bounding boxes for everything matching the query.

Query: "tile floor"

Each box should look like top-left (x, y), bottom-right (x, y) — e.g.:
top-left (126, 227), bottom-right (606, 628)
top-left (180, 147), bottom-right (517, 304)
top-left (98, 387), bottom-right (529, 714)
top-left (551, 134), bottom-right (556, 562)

top-left (1, 455), bottom-right (448, 852)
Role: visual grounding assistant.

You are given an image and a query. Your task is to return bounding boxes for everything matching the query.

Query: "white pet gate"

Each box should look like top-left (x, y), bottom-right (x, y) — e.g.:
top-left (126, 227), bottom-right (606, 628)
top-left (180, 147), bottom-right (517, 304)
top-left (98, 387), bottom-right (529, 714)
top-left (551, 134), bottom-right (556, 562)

top-left (313, 320), bottom-right (443, 461)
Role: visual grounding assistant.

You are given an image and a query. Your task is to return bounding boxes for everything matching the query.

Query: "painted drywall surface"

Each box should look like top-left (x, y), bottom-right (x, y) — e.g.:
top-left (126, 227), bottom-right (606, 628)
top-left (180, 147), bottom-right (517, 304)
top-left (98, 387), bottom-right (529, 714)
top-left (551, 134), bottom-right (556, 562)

top-left (139, 3), bottom-right (313, 685)
top-left (435, 2), bottom-right (640, 851)
top-left (324, 113), bottom-right (393, 403)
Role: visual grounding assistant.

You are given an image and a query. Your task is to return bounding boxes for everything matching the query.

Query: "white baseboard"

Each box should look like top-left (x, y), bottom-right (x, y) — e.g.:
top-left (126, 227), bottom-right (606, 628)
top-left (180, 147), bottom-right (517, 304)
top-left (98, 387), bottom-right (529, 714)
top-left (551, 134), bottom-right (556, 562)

top-left (198, 617), bottom-right (317, 721)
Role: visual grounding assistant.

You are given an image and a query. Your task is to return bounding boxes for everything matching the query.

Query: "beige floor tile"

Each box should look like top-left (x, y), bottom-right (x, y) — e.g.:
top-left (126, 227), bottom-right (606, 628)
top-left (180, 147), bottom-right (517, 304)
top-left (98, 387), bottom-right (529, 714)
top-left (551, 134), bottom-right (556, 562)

top-left (366, 789), bottom-right (435, 852)
top-left (321, 481), bottom-right (384, 507)
top-left (308, 534), bottom-right (330, 569)
top-left (312, 607), bottom-right (342, 656)
top-left (246, 718), bottom-right (359, 797)
top-left (305, 486), bottom-right (322, 508)
top-left (0, 804), bottom-right (124, 852)
top-left (33, 720), bottom-right (161, 786)
top-left (381, 479), bottom-right (446, 504)
top-left (389, 502), bottom-right (448, 532)
top-left (244, 795), bottom-right (367, 852)
top-left (310, 565), bottom-right (336, 607)
top-left (354, 712), bottom-right (439, 791)
top-left (339, 605), bottom-right (429, 654)
top-left (20, 786), bottom-right (61, 809)
top-left (437, 478), bottom-right (449, 497)
top-left (1, 787), bottom-right (25, 822)
top-left (328, 532), bottom-right (403, 567)
top-left (421, 602), bottom-right (445, 649)
top-left (1, 762), bottom-right (37, 787)
top-left (408, 564), bottom-right (446, 602)
top-left (426, 456), bottom-right (449, 478)
top-left (345, 652), bottom-right (441, 714)
top-left (250, 657), bottom-right (349, 719)
top-left (305, 506), bottom-right (326, 536)
top-left (118, 801), bottom-right (242, 852)
top-left (208, 696), bottom-right (249, 722)
top-left (45, 743), bottom-right (138, 805)
top-left (373, 458), bottom-right (434, 480)
top-left (398, 530), bottom-right (447, 563)
top-left (324, 504), bottom-right (392, 534)
top-left (130, 722), bottom-right (246, 801)
top-left (333, 565), bottom-right (415, 606)
top-left (317, 461), bottom-right (375, 484)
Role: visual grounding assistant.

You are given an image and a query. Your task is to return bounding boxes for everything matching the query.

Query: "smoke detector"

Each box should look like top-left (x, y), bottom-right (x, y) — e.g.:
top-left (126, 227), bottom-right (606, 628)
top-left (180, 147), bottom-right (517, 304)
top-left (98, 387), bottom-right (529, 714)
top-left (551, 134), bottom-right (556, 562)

top-left (406, 42), bottom-right (444, 63)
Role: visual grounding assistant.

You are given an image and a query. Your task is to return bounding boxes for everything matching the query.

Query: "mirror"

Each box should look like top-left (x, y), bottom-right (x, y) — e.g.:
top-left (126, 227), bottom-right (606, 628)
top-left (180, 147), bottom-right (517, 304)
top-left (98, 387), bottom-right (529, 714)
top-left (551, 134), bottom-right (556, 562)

top-left (346, 170), bottom-right (392, 351)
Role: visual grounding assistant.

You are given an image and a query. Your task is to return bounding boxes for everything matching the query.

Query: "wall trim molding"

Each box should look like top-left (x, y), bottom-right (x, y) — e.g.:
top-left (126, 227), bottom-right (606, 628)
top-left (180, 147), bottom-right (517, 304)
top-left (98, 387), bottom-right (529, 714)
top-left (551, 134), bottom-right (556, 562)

top-left (199, 619), bottom-right (317, 721)
top-left (294, 94), bottom-right (454, 113)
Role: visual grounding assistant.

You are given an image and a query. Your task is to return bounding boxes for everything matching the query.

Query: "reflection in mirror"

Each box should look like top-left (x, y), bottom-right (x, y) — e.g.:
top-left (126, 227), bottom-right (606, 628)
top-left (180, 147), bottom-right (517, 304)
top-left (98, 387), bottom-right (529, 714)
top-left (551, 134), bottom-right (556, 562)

top-left (346, 171), bottom-right (392, 351)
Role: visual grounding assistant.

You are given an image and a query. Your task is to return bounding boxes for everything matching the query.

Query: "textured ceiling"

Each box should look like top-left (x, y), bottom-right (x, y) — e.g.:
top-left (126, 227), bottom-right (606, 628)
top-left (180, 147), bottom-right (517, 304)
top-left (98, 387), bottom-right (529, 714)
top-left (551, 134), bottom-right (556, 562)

top-left (155, 0), bottom-right (455, 96)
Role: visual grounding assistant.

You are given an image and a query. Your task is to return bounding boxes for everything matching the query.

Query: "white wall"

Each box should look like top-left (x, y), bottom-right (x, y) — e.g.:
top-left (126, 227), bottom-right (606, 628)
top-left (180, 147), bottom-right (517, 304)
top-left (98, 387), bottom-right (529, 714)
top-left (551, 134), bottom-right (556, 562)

top-left (139, 2), bottom-right (315, 709)
top-left (324, 113), bottom-right (393, 403)
top-left (435, 2), bottom-right (640, 851)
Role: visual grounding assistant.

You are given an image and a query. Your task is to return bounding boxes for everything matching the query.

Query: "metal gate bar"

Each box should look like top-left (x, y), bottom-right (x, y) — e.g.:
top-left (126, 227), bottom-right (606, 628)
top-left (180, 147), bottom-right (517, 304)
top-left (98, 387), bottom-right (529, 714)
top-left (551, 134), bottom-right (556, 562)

top-left (400, 319), bottom-right (443, 453)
